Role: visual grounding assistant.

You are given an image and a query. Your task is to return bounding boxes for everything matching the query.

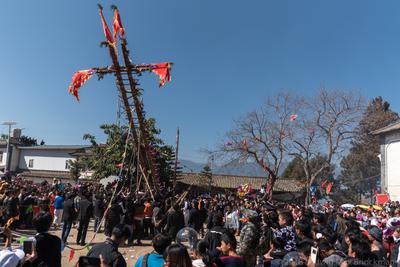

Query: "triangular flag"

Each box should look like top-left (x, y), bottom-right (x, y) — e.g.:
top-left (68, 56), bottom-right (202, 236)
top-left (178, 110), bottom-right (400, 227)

top-left (68, 69), bottom-right (94, 102)
top-left (326, 182), bottom-right (333, 194)
top-left (150, 63), bottom-right (172, 87)
top-left (98, 6), bottom-right (115, 45)
top-left (113, 8), bottom-right (125, 41)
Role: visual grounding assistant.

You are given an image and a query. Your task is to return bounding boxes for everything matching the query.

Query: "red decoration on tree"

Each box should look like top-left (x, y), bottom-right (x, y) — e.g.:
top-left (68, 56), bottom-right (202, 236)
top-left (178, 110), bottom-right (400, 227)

top-left (68, 69), bottom-right (94, 101)
top-left (290, 114), bottom-right (298, 121)
top-left (150, 63), bottom-right (172, 87)
top-left (326, 182), bottom-right (333, 194)
top-left (116, 163), bottom-right (123, 168)
top-left (113, 8), bottom-right (125, 40)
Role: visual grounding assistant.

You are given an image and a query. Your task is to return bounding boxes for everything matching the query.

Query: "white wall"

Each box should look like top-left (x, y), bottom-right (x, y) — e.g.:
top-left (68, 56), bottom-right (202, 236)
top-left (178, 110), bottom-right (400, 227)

top-left (19, 149), bottom-right (76, 172)
top-left (386, 141), bottom-right (400, 201)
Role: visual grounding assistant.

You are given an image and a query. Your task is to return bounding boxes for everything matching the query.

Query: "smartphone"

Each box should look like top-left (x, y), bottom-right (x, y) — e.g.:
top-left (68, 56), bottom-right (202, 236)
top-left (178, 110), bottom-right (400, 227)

top-left (310, 246), bottom-right (318, 264)
top-left (23, 240), bottom-right (33, 255)
top-left (78, 256), bottom-right (101, 267)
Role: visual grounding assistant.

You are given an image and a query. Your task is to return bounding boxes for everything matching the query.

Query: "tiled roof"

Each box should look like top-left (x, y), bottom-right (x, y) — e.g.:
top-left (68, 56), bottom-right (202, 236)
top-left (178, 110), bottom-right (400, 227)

top-left (177, 172), bottom-right (304, 192)
top-left (19, 169), bottom-right (71, 179)
top-left (371, 121), bottom-right (400, 135)
top-left (17, 145), bottom-right (91, 150)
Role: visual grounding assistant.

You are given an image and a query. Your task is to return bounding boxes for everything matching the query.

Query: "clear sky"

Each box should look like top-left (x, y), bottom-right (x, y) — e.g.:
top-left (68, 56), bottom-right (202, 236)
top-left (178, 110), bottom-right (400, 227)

top-left (1, 0), bottom-right (400, 162)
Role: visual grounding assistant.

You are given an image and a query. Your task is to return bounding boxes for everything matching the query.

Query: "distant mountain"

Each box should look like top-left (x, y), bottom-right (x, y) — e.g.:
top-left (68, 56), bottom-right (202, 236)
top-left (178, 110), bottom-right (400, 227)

top-left (179, 158), bottom-right (288, 177)
top-left (179, 159), bottom-right (205, 173)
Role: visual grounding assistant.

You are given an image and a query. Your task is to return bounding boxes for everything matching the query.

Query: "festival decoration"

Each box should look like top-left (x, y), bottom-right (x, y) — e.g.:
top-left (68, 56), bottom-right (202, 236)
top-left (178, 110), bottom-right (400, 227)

top-left (113, 8), bottom-right (125, 40)
top-left (237, 183), bottom-right (252, 198)
top-left (99, 6), bottom-right (115, 45)
top-left (326, 182), bottom-right (333, 194)
top-left (150, 63), bottom-right (172, 87)
top-left (290, 114), bottom-right (298, 121)
top-left (69, 249), bottom-right (75, 262)
top-left (241, 139), bottom-right (248, 149)
top-left (116, 162), bottom-right (123, 168)
top-left (68, 69), bottom-right (94, 101)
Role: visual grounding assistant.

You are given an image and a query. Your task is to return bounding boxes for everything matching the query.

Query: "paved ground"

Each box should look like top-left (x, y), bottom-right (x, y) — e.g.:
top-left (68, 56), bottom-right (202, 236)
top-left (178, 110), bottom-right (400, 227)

top-left (7, 221), bottom-right (154, 267)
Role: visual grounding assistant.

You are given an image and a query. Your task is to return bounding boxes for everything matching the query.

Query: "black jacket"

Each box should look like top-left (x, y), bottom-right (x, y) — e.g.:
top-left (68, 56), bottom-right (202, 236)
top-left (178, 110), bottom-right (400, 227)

top-left (62, 199), bottom-right (76, 222)
top-left (188, 208), bottom-right (202, 231)
top-left (94, 198), bottom-right (105, 218)
top-left (87, 238), bottom-right (126, 267)
top-left (78, 197), bottom-right (93, 222)
top-left (204, 225), bottom-right (229, 251)
top-left (165, 208), bottom-right (185, 239)
top-left (32, 232), bottom-right (62, 267)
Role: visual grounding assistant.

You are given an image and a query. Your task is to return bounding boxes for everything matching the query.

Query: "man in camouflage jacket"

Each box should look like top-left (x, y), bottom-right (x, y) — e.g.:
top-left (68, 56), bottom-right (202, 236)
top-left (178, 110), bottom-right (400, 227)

top-left (238, 216), bottom-right (259, 267)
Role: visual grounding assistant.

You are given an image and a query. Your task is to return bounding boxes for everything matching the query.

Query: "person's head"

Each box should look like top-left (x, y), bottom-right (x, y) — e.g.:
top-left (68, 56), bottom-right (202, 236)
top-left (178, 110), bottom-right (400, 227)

top-left (367, 226), bottom-right (382, 243)
top-left (348, 238), bottom-right (371, 260)
top-left (220, 232), bottom-right (237, 254)
top-left (318, 239), bottom-right (335, 259)
top-left (111, 224), bottom-right (131, 245)
top-left (164, 244), bottom-right (192, 267)
top-left (152, 234), bottom-right (172, 255)
top-left (32, 212), bottom-right (52, 233)
top-left (295, 219), bottom-right (312, 238)
top-left (279, 210), bottom-right (294, 227)
top-left (192, 240), bottom-right (209, 260)
top-left (393, 227), bottom-right (400, 239)
top-left (212, 213), bottom-right (224, 227)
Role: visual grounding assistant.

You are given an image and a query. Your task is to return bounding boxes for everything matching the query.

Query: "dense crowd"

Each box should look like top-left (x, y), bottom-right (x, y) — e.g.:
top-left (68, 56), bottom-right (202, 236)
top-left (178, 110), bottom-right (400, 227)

top-left (0, 176), bottom-right (399, 267)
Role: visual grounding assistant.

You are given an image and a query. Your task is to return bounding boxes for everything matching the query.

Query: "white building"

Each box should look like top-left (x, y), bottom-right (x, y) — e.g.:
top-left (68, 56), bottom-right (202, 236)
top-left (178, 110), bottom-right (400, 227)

top-left (0, 144), bottom-right (91, 183)
top-left (373, 122), bottom-right (400, 201)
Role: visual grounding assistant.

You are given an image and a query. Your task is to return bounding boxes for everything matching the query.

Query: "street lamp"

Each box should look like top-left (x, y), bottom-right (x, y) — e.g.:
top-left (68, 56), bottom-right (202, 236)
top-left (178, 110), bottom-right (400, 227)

top-left (2, 121), bottom-right (16, 172)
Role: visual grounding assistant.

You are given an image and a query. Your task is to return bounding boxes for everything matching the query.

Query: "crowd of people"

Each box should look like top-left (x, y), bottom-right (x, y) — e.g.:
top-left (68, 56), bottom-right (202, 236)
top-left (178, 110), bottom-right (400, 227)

top-left (0, 176), bottom-right (399, 267)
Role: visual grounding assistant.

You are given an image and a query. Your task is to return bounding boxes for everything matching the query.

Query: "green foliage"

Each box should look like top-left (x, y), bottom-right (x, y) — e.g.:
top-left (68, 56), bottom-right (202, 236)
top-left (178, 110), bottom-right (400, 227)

top-left (79, 120), bottom-right (176, 182)
top-left (68, 159), bottom-right (82, 181)
top-left (338, 96), bottom-right (399, 202)
top-left (282, 155), bottom-right (335, 183)
top-left (199, 165), bottom-right (213, 191)
top-left (18, 135), bottom-right (38, 146)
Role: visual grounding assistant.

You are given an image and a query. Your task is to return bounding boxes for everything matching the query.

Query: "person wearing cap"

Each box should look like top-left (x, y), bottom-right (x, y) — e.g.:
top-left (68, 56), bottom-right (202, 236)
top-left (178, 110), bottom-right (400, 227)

top-left (0, 228), bottom-right (36, 267)
top-left (237, 210), bottom-right (259, 267)
top-left (367, 226), bottom-right (387, 263)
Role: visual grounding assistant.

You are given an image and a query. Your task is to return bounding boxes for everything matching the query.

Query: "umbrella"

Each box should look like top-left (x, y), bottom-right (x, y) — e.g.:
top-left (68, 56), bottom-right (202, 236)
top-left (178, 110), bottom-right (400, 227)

top-left (356, 204), bottom-right (370, 210)
top-left (99, 175), bottom-right (120, 186)
top-left (372, 205), bottom-right (383, 211)
top-left (341, 204), bottom-right (355, 209)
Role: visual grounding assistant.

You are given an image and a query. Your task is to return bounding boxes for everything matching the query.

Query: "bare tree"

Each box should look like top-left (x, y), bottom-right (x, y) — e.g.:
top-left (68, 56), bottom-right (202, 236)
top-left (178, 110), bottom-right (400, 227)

top-left (290, 89), bottom-right (364, 204)
top-left (221, 93), bottom-right (301, 200)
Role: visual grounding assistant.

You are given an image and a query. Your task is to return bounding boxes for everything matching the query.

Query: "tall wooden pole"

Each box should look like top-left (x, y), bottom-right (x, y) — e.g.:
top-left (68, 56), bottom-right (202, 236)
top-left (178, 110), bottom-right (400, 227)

top-left (119, 37), bottom-right (159, 190)
top-left (173, 127), bottom-right (180, 189)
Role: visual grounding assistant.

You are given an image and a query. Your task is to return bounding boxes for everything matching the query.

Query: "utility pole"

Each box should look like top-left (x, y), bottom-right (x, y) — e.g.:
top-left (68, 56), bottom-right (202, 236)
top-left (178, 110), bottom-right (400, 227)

top-left (173, 127), bottom-right (180, 189)
top-left (2, 121), bottom-right (16, 172)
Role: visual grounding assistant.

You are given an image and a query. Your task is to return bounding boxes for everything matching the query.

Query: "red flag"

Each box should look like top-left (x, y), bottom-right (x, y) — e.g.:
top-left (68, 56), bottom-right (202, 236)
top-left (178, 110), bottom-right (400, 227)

top-left (69, 249), bottom-right (75, 262)
top-left (99, 7), bottom-right (115, 45)
top-left (116, 163), bottom-right (123, 168)
top-left (150, 63), bottom-right (172, 87)
top-left (326, 182), bottom-right (333, 194)
top-left (113, 9), bottom-right (125, 41)
top-left (290, 114), bottom-right (298, 121)
top-left (321, 180), bottom-right (327, 188)
top-left (68, 69), bottom-right (94, 101)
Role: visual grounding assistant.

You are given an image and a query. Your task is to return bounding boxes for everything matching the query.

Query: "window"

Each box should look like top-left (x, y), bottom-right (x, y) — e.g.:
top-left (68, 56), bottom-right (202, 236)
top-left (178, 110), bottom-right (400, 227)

top-left (65, 160), bottom-right (70, 170)
top-left (0, 153), bottom-right (3, 163)
top-left (28, 159), bottom-right (34, 168)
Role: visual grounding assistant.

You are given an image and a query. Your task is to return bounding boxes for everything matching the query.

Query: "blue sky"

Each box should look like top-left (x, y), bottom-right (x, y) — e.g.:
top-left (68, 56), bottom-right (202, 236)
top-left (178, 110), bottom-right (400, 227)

top-left (1, 1), bottom-right (400, 162)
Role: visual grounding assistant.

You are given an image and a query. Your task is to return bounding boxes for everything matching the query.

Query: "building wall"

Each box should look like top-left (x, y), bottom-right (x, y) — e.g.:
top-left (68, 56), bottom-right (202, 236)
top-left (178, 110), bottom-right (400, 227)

top-left (18, 149), bottom-right (76, 172)
top-left (381, 130), bottom-right (400, 201)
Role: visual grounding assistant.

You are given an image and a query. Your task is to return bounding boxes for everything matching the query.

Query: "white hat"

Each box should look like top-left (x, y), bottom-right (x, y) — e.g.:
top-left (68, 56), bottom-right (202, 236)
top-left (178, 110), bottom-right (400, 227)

top-left (0, 248), bottom-right (25, 267)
